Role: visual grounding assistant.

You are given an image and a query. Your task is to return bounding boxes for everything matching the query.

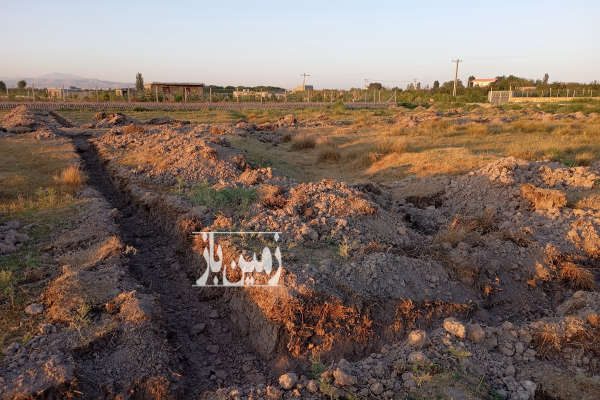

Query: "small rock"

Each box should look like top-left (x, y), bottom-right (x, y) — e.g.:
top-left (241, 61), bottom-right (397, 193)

top-left (370, 382), bottom-right (384, 395)
top-left (467, 323), bottom-right (485, 344)
top-left (25, 303), bottom-right (44, 315)
top-left (338, 358), bottom-right (352, 371)
top-left (306, 380), bottom-right (318, 393)
top-left (4, 342), bottom-right (20, 356)
top-left (39, 323), bottom-right (56, 335)
top-left (266, 385), bottom-right (283, 399)
top-left (504, 365), bottom-right (516, 376)
top-left (333, 367), bottom-right (357, 386)
top-left (192, 323), bottom-right (206, 334)
top-left (515, 341), bottom-right (525, 354)
top-left (407, 329), bottom-right (429, 349)
top-left (402, 372), bottom-right (416, 389)
top-left (443, 317), bottom-right (466, 338)
top-left (484, 334), bottom-right (498, 349)
top-left (521, 380), bottom-right (537, 397)
top-left (207, 344), bottom-right (219, 354)
top-left (407, 351), bottom-right (429, 364)
top-left (499, 342), bottom-right (515, 357)
top-left (279, 372), bottom-right (298, 390)
top-left (215, 369), bottom-right (227, 380)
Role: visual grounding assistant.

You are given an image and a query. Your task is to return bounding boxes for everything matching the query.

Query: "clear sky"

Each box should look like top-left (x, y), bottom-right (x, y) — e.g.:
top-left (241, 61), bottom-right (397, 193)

top-left (2, 0), bottom-right (598, 89)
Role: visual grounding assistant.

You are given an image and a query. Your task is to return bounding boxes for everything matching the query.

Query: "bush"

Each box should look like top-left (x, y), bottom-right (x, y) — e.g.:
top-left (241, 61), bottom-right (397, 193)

top-left (290, 136), bottom-right (316, 150)
top-left (375, 138), bottom-right (410, 154)
top-left (317, 149), bottom-right (341, 163)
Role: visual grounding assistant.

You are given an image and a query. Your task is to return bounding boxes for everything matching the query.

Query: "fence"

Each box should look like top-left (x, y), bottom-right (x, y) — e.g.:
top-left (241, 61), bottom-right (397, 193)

top-left (488, 91), bottom-right (512, 104)
top-left (0, 101), bottom-right (398, 112)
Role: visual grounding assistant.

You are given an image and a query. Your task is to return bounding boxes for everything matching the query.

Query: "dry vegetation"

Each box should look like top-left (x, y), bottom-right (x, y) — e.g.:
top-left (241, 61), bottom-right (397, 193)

top-left (0, 137), bottom-right (84, 215)
top-left (0, 136), bottom-right (85, 355)
top-left (223, 108), bottom-right (600, 183)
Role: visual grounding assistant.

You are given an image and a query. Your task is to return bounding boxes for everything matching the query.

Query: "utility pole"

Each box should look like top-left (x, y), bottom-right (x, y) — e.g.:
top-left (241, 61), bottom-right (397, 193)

top-left (451, 59), bottom-right (462, 97)
top-left (300, 73), bottom-right (310, 90)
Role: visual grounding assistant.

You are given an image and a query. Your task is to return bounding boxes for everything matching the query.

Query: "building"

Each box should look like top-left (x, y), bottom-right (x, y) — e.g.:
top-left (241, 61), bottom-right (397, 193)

top-left (47, 87), bottom-right (88, 99)
top-left (144, 82), bottom-right (205, 96)
top-left (115, 88), bottom-right (135, 97)
top-left (471, 78), bottom-right (497, 88)
top-left (292, 84), bottom-right (314, 93)
top-left (233, 88), bottom-right (286, 99)
top-left (233, 89), bottom-right (270, 99)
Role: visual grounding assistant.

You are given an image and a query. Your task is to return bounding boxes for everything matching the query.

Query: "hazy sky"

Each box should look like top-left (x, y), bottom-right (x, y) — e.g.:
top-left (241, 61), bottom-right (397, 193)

top-left (2, 0), bottom-right (598, 88)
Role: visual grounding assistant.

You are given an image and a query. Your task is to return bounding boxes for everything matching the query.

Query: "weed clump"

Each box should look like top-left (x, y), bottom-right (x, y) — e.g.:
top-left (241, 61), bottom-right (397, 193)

top-left (317, 149), bottom-right (341, 163)
top-left (190, 184), bottom-right (257, 212)
top-left (290, 136), bottom-right (316, 150)
top-left (559, 262), bottom-right (595, 289)
top-left (56, 165), bottom-right (85, 192)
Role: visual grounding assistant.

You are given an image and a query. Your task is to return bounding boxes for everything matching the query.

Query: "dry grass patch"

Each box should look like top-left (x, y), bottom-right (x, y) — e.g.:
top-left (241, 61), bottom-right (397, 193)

top-left (290, 135), bottom-right (316, 150)
top-left (375, 137), bottom-right (411, 155)
top-left (559, 262), bottom-right (596, 289)
top-left (534, 323), bottom-right (562, 355)
top-left (567, 189), bottom-right (600, 210)
top-left (55, 165), bottom-right (86, 193)
top-left (0, 137), bottom-right (83, 217)
top-left (317, 149), bottom-right (342, 163)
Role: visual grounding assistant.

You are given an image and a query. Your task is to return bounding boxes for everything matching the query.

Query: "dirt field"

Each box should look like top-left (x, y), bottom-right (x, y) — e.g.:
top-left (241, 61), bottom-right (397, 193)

top-left (2, 103), bottom-right (600, 399)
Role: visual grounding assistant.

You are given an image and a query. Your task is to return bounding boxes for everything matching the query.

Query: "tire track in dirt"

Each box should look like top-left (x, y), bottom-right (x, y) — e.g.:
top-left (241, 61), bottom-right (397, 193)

top-left (73, 135), bottom-right (270, 398)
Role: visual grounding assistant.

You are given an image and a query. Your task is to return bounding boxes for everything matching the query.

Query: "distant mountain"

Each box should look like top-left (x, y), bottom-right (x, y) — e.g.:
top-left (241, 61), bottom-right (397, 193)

top-left (0, 73), bottom-right (133, 89)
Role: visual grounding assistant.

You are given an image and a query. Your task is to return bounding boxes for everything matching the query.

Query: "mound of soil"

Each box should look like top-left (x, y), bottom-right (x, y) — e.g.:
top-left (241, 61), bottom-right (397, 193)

top-left (0, 105), bottom-right (73, 133)
top-left (92, 112), bottom-right (139, 128)
top-left (95, 124), bottom-right (269, 186)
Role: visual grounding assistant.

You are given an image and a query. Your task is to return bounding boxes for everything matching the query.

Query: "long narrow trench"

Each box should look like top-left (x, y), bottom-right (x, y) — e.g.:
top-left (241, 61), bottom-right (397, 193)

top-left (73, 136), bottom-right (270, 398)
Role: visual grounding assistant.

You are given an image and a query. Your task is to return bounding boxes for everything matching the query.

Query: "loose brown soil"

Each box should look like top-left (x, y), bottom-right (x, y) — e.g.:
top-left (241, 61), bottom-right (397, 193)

top-left (3, 104), bottom-right (600, 399)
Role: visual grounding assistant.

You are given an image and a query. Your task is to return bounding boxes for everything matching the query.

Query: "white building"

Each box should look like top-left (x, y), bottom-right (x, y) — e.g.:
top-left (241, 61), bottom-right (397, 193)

top-left (471, 78), bottom-right (497, 88)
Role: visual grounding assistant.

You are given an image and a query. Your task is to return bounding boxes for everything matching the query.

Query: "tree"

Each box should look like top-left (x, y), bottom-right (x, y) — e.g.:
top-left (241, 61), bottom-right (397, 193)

top-left (368, 82), bottom-right (383, 90)
top-left (0, 81), bottom-right (6, 92)
top-left (136, 73), bottom-right (144, 91)
top-left (17, 80), bottom-right (26, 89)
top-left (467, 75), bottom-right (476, 87)
top-left (543, 73), bottom-right (549, 85)
top-left (433, 80), bottom-right (440, 89)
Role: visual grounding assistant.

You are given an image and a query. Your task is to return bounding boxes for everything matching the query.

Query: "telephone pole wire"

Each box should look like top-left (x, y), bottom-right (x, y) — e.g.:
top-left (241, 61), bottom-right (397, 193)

top-left (451, 58), bottom-right (462, 97)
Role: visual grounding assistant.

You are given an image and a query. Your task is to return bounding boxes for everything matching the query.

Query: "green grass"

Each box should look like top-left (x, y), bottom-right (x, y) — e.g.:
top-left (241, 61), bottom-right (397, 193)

top-left (189, 184), bottom-right (257, 213)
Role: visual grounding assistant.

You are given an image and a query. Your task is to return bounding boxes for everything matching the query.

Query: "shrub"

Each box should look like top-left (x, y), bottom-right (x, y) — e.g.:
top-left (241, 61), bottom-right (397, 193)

top-left (487, 124), bottom-right (504, 134)
top-left (375, 138), bottom-right (410, 154)
top-left (317, 149), bottom-right (341, 163)
top-left (56, 165), bottom-right (85, 192)
top-left (559, 262), bottom-right (595, 289)
top-left (290, 136), bottom-right (316, 150)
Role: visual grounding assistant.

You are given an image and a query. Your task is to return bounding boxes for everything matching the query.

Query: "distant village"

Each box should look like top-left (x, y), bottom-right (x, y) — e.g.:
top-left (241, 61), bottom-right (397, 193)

top-left (0, 74), bottom-right (598, 104)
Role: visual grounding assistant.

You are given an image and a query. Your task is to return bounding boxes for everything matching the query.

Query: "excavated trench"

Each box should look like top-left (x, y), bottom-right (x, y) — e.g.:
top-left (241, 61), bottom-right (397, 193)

top-left (73, 135), bottom-right (271, 398)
